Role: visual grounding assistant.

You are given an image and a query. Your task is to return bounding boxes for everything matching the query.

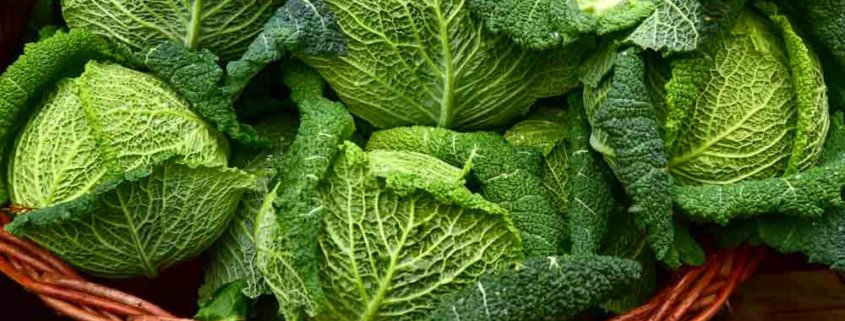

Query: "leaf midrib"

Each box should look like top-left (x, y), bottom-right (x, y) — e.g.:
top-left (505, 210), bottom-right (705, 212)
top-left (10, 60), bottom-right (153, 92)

top-left (184, 0), bottom-right (204, 49)
top-left (434, 0), bottom-right (457, 128)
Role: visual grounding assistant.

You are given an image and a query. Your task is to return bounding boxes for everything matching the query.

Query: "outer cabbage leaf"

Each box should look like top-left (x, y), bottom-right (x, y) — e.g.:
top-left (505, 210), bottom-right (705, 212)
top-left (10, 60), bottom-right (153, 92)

top-left (299, 0), bottom-right (586, 130)
top-left (584, 48), bottom-right (677, 266)
top-left (758, 2), bottom-right (830, 174)
top-left (753, 113), bottom-right (845, 270)
top-left (778, 0), bottom-right (845, 69)
top-left (199, 118), bottom-right (297, 302)
top-left (566, 94), bottom-right (615, 255)
top-left (758, 208), bottom-right (845, 270)
top-left (427, 255), bottom-right (641, 321)
top-left (504, 107), bottom-right (568, 156)
top-left (61, 0), bottom-right (281, 60)
top-left (141, 42), bottom-right (263, 146)
top-left (778, 0), bottom-right (845, 110)
top-left (470, 0), bottom-right (655, 50)
top-left (624, 0), bottom-right (702, 54)
top-left (0, 30), bottom-right (113, 204)
top-left (367, 127), bottom-right (567, 257)
top-left (223, 0), bottom-right (344, 97)
top-left (672, 160), bottom-right (845, 224)
top-left (256, 62), bottom-right (356, 321)
top-left (317, 143), bottom-right (523, 321)
top-left (600, 210), bottom-right (656, 314)
top-left (196, 281), bottom-right (251, 321)
top-left (10, 61), bottom-right (228, 208)
top-left (7, 160), bottom-right (255, 278)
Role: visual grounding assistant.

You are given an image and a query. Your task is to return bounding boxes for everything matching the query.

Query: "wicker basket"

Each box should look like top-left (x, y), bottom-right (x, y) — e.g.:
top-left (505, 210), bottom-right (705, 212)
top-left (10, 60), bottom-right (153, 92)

top-left (0, 3), bottom-right (765, 321)
top-left (0, 209), bottom-right (764, 321)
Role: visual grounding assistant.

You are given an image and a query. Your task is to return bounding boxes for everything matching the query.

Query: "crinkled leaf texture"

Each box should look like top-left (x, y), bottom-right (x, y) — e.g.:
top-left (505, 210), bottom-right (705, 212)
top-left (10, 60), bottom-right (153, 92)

top-left (312, 143), bottom-right (523, 321)
top-left (7, 160), bottom-right (255, 278)
top-left (600, 210), bottom-right (656, 314)
top-left (565, 93), bottom-right (616, 255)
top-left (428, 255), bottom-right (641, 321)
top-left (470, 0), bottom-right (655, 50)
top-left (0, 30), bottom-right (114, 204)
top-left (7, 61), bottom-right (253, 277)
top-left (666, 9), bottom-right (828, 185)
top-left (224, 0), bottom-right (344, 97)
top-left (625, 0), bottom-right (702, 54)
top-left (584, 48), bottom-right (677, 267)
top-left (367, 127), bottom-right (567, 257)
top-left (61, 0), bottom-right (281, 60)
top-left (142, 42), bottom-right (263, 146)
top-left (256, 62), bottom-right (356, 321)
top-left (300, 0), bottom-right (586, 130)
top-left (672, 160), bottom-right (845, 224)
top-left (753, 113), bottom-right (845, 270)
top-left (199, 121), bottom-right (296, 302)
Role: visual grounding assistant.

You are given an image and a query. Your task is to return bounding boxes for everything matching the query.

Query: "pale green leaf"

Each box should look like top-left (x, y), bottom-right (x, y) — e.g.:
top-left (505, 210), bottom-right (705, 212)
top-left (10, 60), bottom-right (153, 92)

top-left (62, 0), bottom-right (281, 59)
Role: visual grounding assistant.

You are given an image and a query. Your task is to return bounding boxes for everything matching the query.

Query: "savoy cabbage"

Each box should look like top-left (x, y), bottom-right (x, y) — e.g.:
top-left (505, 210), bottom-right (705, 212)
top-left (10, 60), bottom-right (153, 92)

top-left (6, 0), bottom-right (845, 320)
top-left (2, 34), bottom-right (255, 277)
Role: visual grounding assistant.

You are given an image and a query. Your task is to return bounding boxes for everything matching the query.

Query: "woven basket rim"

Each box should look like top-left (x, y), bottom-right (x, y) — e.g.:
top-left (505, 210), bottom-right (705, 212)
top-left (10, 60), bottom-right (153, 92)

top-left (0, 209), bottom-right (765, 321)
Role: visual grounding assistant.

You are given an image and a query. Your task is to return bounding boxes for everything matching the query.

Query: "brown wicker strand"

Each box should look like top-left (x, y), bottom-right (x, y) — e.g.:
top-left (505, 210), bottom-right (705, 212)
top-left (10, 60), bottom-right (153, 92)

top-left (0, 208), bottom-right (766, 321)
top-left (609, 245), bottom-right (766, 321)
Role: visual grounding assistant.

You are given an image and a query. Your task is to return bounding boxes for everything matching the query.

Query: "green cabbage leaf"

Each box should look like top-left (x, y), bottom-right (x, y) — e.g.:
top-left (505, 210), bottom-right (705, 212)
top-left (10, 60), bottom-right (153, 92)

top-left (428, 255), bottom-right (641, 321)
top-left (367, 127), bottom-right (567, 257)
top-left (6, 61), bottom-right (254, 278)
top-left (470, 0), bottom-right (655, 50)
top-left (61, 0), bottom-right (281, 60)
top-left (297, 0), bottom-right (586, 130)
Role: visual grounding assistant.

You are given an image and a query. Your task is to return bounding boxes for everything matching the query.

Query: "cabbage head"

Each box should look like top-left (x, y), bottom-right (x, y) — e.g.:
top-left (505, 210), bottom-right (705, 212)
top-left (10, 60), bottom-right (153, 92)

top-left (665, 7), bottom-right (829, 185)
top-left (6, 61), bottom-right (255, 278)
top-left (61, 0), bottom-right (281, 60)
top-left (662, 3), bottom-right (845, 230)
top-left (297, 0), bottom-right (587, 130)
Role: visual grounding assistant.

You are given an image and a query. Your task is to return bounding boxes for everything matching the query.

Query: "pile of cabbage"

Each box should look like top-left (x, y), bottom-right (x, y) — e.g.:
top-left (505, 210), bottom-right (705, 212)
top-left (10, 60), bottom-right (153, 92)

top-left (1, 0), bottom-right (844, 320)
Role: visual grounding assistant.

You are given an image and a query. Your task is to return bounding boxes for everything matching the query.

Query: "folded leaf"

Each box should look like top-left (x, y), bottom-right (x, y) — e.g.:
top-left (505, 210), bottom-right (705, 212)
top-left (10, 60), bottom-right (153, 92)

top-left (673, 160), bottom-right (845, 224)
top-left (200, 118), bottom-right (297, 302)
top-left (0, 30), bottom-right (113, 204)
top-left (315, 143), bottom-right (523, 321)
top-left (428, 255), bottom-right (641, 321)
top-left (256, 62), bottom-right (355, 321)
top-left (224, 0), bottom-right (344, 97)
top-left (142, 42), bottom-right (263, 146)
top-left (471, 0), bottom-right (655, 50)
top-left (367, 127), bottom-right (567, 257)
top-left (584, 48), bottom-right (677, 266)
top-left (7, 160), bottom-right (255, 278)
